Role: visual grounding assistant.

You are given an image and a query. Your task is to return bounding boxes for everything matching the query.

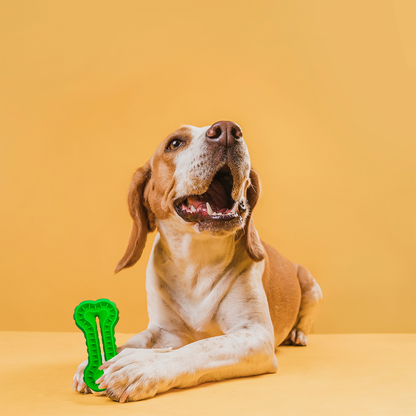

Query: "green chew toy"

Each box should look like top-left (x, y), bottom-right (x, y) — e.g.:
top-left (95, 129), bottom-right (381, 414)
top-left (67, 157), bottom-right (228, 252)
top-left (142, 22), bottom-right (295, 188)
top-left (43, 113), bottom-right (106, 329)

top-left (73, 299), bottom-right (119, 391)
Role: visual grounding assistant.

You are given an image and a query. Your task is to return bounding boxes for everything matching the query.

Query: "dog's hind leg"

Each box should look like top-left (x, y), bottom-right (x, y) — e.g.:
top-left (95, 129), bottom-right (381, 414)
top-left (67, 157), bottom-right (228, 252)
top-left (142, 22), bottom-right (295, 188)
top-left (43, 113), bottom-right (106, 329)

top-left (282, 264), bottom-right (323, 346)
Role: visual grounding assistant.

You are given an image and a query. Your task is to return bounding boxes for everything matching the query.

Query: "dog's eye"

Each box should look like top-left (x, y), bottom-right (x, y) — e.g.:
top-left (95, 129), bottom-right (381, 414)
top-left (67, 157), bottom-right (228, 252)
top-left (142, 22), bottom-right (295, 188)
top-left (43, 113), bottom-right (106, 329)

top-left (166, 139), bottom-right (183, 151)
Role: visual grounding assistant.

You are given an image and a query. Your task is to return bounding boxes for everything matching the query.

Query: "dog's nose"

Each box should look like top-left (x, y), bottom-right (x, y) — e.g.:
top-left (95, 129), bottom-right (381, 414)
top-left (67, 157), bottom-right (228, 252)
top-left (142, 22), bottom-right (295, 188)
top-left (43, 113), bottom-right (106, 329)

top-left (205, 121), bottom-right (243, 147)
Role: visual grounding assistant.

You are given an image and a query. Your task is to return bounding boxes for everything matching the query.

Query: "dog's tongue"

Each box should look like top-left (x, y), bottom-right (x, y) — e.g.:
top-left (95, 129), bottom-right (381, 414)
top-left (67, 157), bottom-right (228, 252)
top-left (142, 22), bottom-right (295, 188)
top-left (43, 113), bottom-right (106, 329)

top-left (188, 179), bottom-right (228, 210)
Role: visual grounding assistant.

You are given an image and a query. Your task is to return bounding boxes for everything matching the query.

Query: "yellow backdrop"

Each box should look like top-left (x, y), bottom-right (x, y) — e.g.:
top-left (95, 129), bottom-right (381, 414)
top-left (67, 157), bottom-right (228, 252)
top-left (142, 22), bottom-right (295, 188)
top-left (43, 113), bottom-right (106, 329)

top-left (0, 0), bottom-right (414, 334)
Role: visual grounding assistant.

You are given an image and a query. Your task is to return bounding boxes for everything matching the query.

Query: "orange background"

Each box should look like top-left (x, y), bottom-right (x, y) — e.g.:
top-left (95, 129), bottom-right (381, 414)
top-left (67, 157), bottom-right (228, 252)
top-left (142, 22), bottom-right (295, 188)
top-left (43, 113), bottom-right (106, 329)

top-left (0, 0), bottom-right (414, 334)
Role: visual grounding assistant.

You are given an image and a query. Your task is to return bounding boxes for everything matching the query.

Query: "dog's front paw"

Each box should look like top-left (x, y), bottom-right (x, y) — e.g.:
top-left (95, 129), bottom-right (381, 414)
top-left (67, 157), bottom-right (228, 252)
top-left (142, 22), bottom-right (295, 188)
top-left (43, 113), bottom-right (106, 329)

top-left (72, 359), bottom-right (93, 394)
top-left (97, 348), bottom-right (174, 402)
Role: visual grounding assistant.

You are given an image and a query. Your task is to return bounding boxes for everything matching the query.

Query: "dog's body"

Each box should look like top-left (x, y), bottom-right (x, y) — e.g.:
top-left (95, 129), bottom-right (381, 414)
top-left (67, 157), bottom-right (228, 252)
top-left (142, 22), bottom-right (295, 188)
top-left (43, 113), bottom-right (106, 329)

top-left (73, 121), bottom-right (323, 402)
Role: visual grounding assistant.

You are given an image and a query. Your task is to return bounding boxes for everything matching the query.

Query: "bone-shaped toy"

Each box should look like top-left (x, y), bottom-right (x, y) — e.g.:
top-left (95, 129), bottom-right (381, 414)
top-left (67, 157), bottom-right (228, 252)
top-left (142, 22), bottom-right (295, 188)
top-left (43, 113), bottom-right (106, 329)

top-left (73, 299), bottom-right (119, 391)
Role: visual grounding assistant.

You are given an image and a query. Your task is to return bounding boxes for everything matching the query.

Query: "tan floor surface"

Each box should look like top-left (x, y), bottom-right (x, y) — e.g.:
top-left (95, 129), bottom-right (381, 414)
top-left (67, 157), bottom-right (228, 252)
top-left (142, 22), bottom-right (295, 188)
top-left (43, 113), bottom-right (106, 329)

top-left (0, 332), bottom-right (414, 416)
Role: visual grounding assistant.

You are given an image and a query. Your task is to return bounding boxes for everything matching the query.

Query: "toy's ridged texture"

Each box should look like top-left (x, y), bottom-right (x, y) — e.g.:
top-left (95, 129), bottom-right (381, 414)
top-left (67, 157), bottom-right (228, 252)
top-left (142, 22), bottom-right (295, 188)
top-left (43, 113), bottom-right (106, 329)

top-left (73, 299), bottom-right (119, 391)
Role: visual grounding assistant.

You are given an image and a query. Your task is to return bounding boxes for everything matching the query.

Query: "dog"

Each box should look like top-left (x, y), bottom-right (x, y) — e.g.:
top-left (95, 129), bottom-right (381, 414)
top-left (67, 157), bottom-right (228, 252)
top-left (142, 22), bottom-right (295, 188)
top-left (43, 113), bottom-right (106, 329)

top-left (73, 121), bottom-right (323, 402)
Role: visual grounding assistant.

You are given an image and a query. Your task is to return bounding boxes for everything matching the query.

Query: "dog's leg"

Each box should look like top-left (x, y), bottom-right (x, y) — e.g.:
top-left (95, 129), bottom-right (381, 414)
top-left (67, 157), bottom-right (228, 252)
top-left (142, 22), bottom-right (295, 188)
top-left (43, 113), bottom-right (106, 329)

top-left (117, 329), bottom-right (154, 352)
top-left (97, 325), bottom-right (277, 402)
top-left (283, 264), bottom-right (323, 346)
top-left (118, 324), bottom-right (189, 352)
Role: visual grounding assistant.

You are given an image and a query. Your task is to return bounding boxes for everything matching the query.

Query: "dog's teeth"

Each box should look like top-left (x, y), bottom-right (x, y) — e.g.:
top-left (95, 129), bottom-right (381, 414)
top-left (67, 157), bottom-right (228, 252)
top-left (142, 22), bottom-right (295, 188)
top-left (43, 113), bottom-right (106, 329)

top-left (231, 202), bottom-right (239, 214)
top-left (190, 205), bottom-right (196, 213)
top-left (206, 203), bottom-right (213, 215)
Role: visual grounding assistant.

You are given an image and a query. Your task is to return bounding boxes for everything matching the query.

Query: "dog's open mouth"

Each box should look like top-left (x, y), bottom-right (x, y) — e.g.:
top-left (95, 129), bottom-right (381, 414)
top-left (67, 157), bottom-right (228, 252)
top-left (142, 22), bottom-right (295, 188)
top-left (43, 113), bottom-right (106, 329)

top-left (174, 165), bottom-right (246, 223)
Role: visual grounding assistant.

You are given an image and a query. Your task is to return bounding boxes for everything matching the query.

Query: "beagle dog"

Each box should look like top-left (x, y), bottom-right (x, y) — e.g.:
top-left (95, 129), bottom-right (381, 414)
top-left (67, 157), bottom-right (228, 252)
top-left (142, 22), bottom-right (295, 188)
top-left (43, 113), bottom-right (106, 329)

top-left (73, 121), bottom-right (323, 402)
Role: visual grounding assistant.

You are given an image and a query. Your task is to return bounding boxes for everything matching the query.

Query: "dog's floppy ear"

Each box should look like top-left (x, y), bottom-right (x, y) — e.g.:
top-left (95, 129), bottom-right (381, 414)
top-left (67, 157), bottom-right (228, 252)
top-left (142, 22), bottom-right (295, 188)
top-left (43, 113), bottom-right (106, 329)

top-left (115, 163), bottom-right (155, 273)
top-left (243, 169), bottom-right (266, 262)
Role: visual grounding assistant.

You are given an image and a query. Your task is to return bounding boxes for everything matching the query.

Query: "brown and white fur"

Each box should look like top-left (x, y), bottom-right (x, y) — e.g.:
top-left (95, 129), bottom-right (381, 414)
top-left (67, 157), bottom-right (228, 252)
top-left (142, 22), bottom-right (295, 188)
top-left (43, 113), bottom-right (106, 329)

top-left (72, 121), bottom-right (323, 402)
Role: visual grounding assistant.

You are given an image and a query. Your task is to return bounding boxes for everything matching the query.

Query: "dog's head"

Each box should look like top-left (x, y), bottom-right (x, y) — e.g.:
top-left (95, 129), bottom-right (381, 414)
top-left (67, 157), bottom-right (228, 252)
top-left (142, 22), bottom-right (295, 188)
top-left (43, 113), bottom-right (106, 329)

top-left (115, 121), bottom-right (265, 273)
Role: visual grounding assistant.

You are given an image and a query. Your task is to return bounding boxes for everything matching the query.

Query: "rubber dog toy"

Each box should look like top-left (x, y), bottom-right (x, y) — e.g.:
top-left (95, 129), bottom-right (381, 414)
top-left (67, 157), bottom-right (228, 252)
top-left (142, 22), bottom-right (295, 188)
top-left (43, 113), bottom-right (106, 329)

top-left (73, 299), bottom-right (119, 391)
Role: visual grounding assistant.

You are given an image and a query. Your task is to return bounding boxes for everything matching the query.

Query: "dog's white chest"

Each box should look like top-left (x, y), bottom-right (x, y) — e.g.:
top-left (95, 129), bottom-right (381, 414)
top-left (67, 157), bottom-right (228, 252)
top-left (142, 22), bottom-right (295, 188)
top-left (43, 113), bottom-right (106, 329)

top-left (146, 233), bottom-right (238, 333)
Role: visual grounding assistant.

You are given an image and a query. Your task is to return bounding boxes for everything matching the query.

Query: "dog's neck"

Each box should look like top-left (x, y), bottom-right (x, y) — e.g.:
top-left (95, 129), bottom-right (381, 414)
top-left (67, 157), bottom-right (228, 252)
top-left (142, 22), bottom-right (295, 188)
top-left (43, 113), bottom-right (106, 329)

top-left (156, 218), bottom-right (237, 276)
